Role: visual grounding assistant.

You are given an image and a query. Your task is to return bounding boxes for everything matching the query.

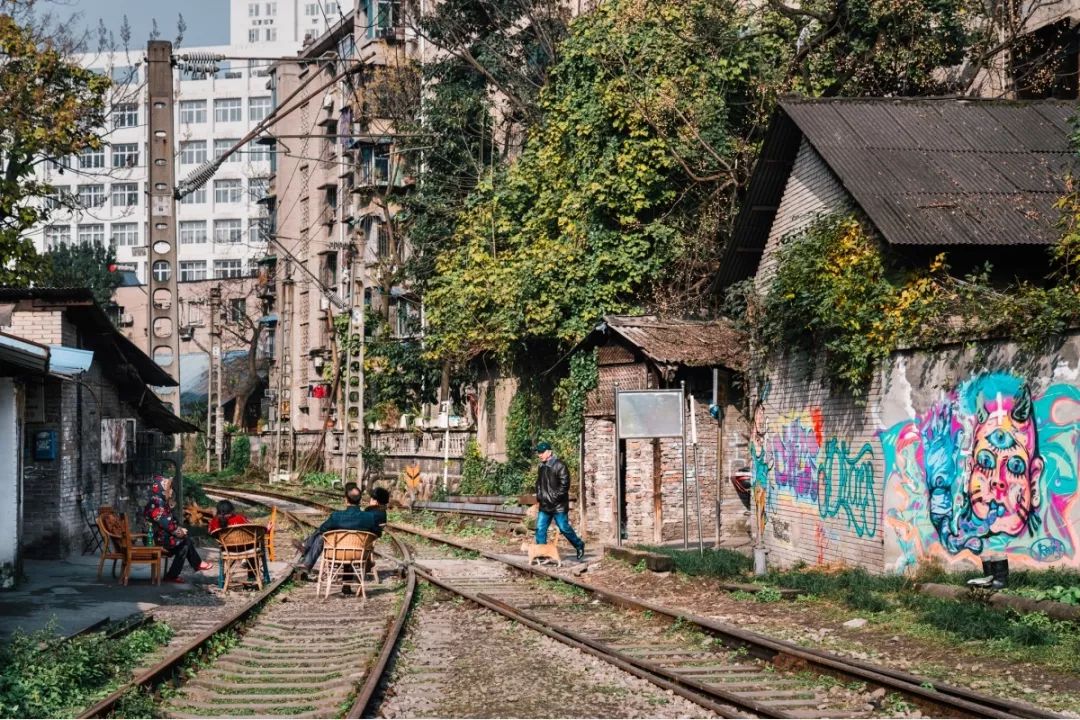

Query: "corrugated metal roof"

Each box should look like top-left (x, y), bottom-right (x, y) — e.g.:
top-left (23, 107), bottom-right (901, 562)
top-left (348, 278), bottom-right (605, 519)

top-left (604, 315), bottom-right (747, 371)
top-left (781, 97), bottom-right (1077, 246)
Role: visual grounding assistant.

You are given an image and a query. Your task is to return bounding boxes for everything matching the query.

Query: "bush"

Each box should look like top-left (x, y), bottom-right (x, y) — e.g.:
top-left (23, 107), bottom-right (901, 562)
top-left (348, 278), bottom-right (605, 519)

top-left (0, 622), bottom-right (172, 717)
top-left (459, 439), bottom-right (529, 496)
top-left (228, 435), bottom-right (251, 474)
top-left (302, 471), bottom-right (340, 489)
top-left (181, 472), bottom-right (212, 506)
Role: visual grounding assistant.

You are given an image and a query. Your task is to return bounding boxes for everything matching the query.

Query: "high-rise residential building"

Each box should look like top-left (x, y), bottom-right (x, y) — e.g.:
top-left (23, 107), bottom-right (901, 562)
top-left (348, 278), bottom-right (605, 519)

top-left (231, 0), bottom-right (348, 47)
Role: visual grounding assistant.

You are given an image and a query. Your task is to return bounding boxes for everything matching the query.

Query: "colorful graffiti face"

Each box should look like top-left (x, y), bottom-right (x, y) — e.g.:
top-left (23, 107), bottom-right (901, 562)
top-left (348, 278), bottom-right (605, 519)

top-left (884, 372), bottom-right (1080, 572)
top-left (966, 384), bottom-right (1043, 536)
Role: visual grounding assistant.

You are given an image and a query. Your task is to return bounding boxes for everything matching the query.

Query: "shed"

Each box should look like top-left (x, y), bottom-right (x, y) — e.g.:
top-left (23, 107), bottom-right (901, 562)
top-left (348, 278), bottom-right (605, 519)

top-left (577, 316), bottom-right (752, 548)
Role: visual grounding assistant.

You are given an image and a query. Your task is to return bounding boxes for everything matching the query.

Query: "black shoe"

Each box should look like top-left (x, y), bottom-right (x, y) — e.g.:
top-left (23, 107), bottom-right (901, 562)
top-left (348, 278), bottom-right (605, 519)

top-left (576, 544), bottom-right (585, 561)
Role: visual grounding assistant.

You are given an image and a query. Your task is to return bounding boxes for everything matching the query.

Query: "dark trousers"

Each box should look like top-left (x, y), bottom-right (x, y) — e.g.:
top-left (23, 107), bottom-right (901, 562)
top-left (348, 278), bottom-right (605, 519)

top-left (300, 531), bottom-right (373, 580)
top-left (165, 537), bottom-right (203, 579)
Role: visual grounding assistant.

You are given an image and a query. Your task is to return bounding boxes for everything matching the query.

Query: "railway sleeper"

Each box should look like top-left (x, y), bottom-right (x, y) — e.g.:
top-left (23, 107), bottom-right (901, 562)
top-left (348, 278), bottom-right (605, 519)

top-left (167, 700), bottom-right (324, 716)
top-left (196, 668), bottom-right (366, 685)
top-left (183, 677), bottom-right (363, 696)
top-left (219, 648), bottom-right (374, 663)
top-left (238, 635), bottom-right (375, 651)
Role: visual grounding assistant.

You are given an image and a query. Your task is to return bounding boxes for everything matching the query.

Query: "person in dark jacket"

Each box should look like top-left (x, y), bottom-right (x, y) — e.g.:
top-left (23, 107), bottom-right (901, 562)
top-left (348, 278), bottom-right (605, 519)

top-left (296, 483), bottom-right (388, 575)
top-left (534, 441), bottom-right (586, 560)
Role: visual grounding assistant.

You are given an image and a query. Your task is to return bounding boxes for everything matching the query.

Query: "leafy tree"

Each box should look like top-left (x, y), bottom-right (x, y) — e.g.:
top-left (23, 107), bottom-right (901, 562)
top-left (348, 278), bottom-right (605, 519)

top-left (39, 240), bottom-right (121, 307)
top-left (0, 13), bottom-right (109, 285)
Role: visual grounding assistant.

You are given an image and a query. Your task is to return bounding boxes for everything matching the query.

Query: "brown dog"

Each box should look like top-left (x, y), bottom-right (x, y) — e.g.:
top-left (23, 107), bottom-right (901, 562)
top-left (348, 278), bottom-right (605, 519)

top-left (521, 528), bottom-right (561, 567)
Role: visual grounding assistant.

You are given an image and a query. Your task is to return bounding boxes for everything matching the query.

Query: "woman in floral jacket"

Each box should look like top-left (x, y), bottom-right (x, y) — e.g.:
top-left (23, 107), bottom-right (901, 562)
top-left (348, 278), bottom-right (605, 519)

top-left (143, 475), bottom-right (211, 583)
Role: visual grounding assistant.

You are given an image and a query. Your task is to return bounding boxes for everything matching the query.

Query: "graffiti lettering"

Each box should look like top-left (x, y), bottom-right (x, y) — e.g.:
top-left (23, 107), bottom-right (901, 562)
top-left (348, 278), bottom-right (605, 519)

top-left (818, 439), bottom-right (878, 538)
top-left (772, 414), bottom-right (822, 503)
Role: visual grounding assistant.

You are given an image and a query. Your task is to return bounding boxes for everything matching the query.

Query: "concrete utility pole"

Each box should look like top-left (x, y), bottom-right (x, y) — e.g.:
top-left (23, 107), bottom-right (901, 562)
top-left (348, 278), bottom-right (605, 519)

top-left (207, 286), bottom-right (223, 472)
top-left (146, 41), bottom-right (181, 415)
top-left (340, 237), bottom-right (365, 487)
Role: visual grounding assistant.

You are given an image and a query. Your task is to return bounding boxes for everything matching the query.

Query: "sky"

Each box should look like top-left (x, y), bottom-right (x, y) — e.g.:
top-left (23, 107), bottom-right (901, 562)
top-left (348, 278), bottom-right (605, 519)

top-left (55, 0), bottom-right (229, 50)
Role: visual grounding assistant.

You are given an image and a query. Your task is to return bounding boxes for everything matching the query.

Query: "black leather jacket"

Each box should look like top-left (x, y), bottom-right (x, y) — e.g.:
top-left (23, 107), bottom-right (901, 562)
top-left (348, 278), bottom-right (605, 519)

top-left (536, 456), bottom-right (571, 513)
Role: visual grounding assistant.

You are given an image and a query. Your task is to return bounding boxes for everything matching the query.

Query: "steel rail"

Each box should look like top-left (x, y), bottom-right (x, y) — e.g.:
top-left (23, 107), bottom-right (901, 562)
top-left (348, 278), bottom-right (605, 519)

top-left (78, 572), bottom-right (292, 718)
top-left (392, 523), bottom-right (1060, 720)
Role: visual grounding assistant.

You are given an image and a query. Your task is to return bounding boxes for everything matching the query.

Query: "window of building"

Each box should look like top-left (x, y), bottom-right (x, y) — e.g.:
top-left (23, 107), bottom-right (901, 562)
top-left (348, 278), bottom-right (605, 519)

top-left (179, 100), bottom-right (206, 124)
top-left (78, 146), bottom-right (105, 169)
top-left (214, 179), bottom-right (243, 204)
top-left (46, 185), bottom-right (68, 210)
top-left (113, 103), bottom-right (138, 128)
top-left (111, 222), bottom-right (139, 247)
top-left (214, 219), bottom-right (242, 244)
top-left (214, 258), bottom-right (243, 278)
top-left (265, 2), bottom-right (277, 14)
top-left (214, 98), bottom-right (243, 123)
top-left (246, 141), bottom-right (271, 163)
top-left (180, 140), bottom-right (207, 165)
top-left (179, 220), bottom-right (208, 245)
top-left (77, 223), bottom-right (105, 245)
top-left (180, 260), bottom-right (207, 282)
top-left (249, 217), bottom-right (266, 244)
top-left (77, 184), bottom-right (105, 208)
top-left (359, 144), bottom-right (392, 185)
top-left (248, 28), bottom-right (259, 43)
top-left (265, 28), bottom-right (277, 41)
top-left (112, 143), bottom-right (139, 168)
top-left (214, 139), bottom-right (240, 163)
top-left (229, 298), bottom-right (247, 323)
top-left (45, 225), bottom-right (70, 249)
top-left (305, 2), bottom-right (319, 15)
top-left (180, 186), bottom-right (207, 204)
top-left (248, 177), bottom-right (269, 202)
top-left (111, 182), bottom-right (139, 207)
top-left (152, 260), bottom-right (171, 282)
top-left (366, 0), bottom-right (401, 37)
top-left (249, 2), bottom-right (259, 15)
top-left (249, 96), bottom-right (272, 122)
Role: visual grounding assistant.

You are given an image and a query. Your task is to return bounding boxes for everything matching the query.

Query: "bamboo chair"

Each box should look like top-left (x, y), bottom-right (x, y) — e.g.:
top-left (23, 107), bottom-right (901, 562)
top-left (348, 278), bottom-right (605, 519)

top-left (97, 509), bottom-right (164, 585)
top-left (316, 530), bottom-right (378, 600)
top-left (212, 524), bottom-right (267, 593)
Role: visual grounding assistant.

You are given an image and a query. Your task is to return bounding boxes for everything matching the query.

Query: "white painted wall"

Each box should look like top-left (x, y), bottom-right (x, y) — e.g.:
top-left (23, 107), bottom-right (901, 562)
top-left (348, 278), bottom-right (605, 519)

top-left (0, 378), bottom-right (21, 588)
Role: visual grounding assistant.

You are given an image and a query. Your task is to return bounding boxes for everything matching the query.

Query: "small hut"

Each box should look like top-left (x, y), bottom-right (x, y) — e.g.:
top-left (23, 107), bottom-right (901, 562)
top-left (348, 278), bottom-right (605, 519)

top-left (578, 316), bottom-right (751, 548)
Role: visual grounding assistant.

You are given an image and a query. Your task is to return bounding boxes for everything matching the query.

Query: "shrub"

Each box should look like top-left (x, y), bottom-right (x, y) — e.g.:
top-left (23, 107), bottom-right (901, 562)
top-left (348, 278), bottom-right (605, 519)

top-left (301, 471), bottom-right (340, 489)
top-left (228, 435), bottom-right (251, 474)
top-left (638, 546), bottom-right (752, 578)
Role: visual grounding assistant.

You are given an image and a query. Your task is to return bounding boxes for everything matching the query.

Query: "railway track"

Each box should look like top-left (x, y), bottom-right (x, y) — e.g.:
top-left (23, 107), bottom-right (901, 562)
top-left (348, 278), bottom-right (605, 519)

top-left (202, 485), bottom-right (1063, 719)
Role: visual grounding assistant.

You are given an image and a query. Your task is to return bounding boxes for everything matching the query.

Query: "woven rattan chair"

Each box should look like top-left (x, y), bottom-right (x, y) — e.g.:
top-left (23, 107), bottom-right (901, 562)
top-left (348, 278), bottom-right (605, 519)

top-left (97, 509), bottom-right (164, 585)
top-left (212, 524), bottom-right (267, 593)
top-left (316, 530), bottom-right (377, 600)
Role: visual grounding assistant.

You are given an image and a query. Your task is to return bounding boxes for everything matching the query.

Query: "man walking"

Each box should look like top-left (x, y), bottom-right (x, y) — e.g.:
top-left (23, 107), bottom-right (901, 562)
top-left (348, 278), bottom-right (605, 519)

top-left (534, 441), bottom-right (586, 561)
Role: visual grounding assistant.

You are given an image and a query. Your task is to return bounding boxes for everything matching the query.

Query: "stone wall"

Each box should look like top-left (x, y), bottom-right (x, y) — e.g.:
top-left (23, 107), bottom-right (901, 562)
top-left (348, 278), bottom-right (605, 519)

top-left (754, 335), bottom-right (1080, 574)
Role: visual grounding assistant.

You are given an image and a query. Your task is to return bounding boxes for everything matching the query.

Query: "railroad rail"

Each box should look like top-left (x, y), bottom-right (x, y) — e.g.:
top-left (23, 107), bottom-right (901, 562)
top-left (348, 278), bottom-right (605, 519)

top-left (204, 486), bottom-right (1063, 719)
top-left (78, 506), bottom-right (416, 720)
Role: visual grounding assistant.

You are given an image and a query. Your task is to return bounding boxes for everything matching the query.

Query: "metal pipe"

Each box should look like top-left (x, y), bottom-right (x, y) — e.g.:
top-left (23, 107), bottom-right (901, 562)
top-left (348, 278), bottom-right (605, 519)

top-left (681, 380), bottom-right (687, 550)
top-left (613, 383), bottom-right (621, 547)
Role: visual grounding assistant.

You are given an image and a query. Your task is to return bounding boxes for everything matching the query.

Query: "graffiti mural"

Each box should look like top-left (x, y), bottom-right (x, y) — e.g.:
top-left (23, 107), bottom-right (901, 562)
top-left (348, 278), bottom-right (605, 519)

top-left (884, 372), bottom-right (1080, 571)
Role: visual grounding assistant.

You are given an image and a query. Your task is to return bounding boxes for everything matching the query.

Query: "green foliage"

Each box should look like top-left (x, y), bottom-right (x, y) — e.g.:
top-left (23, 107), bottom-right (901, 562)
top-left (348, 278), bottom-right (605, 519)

top-left (363, 313), bottom-right (440, 423)
top-left (181, 472), bottom-right (212, 507)
top-left (0, 621), bottom-right (172, 717)
top-left (39, 241), bottom-right (121, 309)
top-left (228, 435), bottom-right (251, 474)
top-left (459, 439), bottom-right (529, 496)
top-left (0, 15), bottom-right (110, 286)
top-left (301, 471), bottom-right (340, 489)
top-left (756, 212), bottom-right (1080, 395)
top-left (639, 545), bottom-right (753, 578)
top-left (755, 586), bottom-right (783, 603)
top-left (1012, 586), bottom-right (1080, 606)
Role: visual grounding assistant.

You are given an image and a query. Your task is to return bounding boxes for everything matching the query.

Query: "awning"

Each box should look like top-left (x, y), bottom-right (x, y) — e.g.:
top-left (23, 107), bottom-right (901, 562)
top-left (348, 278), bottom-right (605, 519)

top-left (258, 313), bottom-right (279, 325)
top-left (0, 332), bottom-right (48, 374)
top-left (48, 345), bottom-right (94, 376)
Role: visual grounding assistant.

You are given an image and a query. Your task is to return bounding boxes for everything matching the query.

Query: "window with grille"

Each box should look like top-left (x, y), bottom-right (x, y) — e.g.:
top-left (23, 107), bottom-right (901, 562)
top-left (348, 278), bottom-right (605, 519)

top-left (249, 96), bottom-right (272, 122)
top-left (180, 186), bottom-right (207, 205)
top-left (45, 225), bottom-right (71, 249)
top-left (214, 259), bottom-right (243, 278)
top-left (111, 223), bottom-right (139, 247)
top-left (179, 221), bottom-right (208, 245)
top-left (214, 139), bottom-right (240, 163)
top-left (180, 260), bottom-right (207, 282)
top-left (179, 100), bottom-right (206, 124)
top-left (214, 219), bottom-right (242, 244)
top-left (78, 224), bottom-right (105, 245)
top-left (77, 184), bottom-right (105, 208)
top-left (214, 179), bottom-right (243, 204)
top-left (78, 146), bottom-right (105, 169)
top-left (214, 98), bottom-right (242, 123)
top-left (112, 143), bottom-right (139, 168)
top-left (180, 141), bottom-right (207, 165)
top-left (113, 103), bottom-right (138, 128)
top-left (111, 183), bottom-right (139, 207)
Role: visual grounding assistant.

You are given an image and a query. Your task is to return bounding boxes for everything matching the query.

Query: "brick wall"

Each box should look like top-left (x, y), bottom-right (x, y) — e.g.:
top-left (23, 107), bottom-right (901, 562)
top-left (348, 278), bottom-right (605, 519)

top-left (4, 310), bottom-right (65, 346)
top-left (755, 335), bottom-right (1080, 575)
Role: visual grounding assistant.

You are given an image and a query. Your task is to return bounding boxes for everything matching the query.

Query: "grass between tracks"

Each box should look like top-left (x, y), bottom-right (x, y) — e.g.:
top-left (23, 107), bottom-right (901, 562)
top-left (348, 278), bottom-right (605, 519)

top-left (0, 620), bottom-right (173, 718)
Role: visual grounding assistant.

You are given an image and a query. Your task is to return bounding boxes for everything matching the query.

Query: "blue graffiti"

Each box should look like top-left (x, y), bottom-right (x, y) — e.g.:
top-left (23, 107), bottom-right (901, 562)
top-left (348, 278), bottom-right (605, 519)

top-left (818, 439), bottom-right (878, 538)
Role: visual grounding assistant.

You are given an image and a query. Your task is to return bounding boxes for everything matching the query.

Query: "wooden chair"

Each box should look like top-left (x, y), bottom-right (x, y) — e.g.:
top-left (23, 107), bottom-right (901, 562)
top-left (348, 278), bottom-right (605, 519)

top-left (212, 524), bottom-right (267, 593)
top-left (317, 530), bottom-right (378, 600)
top-left (96, 509), bottom-right (164, 585)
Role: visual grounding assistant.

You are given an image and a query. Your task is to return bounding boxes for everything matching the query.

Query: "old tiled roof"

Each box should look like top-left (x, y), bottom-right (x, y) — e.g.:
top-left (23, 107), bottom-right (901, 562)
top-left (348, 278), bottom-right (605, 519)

top-left (603, 315), bottom-right (747, 371)
top-left (784, 96), bottom-right (1074, 247)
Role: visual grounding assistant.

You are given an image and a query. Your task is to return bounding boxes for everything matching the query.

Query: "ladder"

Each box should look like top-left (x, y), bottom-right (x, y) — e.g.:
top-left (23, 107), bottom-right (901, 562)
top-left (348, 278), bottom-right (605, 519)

top-left (339, 247), bottom-right (365, 488)
top-left (272, 261), bottom-right (295, 483)
top-left (206, 285), bottom-right (223, 472)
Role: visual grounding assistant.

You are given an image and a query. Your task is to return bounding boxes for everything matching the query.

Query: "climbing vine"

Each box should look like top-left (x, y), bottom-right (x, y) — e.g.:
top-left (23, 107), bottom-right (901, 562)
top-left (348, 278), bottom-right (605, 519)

top-left (752, 212), bottom-right (1080, 397)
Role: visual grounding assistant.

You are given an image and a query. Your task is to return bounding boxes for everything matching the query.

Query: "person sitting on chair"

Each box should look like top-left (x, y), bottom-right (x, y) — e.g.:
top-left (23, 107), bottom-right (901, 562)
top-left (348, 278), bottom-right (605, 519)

top-left (207, 499), bottom-right (249, 533)
top-left (143, 475), bottom-right (212, 583)
top-left (295, 484), bottom-right (387, 578)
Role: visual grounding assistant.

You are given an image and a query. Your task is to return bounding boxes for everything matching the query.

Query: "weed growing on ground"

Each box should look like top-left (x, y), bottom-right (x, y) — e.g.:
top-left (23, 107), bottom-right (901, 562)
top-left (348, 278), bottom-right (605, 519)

top-left (631, 560), bottom-right (647, 573)
top-left (638, 545), bottom-right (752, 577)
top-left (540, 578), bottom-right (588, 599)
top-left (112, 686), bottom-right (158, 718)
top-left (0, 620), bottom-right (173, 718)
top-left (730, 590), bottom-right (756, 601)
top-left (755, 586), bottom-right (783, 603)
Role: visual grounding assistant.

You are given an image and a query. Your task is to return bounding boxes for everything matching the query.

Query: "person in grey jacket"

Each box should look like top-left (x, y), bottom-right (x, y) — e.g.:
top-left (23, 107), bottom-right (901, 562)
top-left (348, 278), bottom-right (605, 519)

top-left (534, 441), bottom-right (586, 560)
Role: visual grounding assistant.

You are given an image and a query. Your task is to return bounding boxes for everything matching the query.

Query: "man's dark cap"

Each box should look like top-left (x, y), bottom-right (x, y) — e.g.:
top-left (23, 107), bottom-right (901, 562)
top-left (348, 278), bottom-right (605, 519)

top-left (534, 441), bottom-right (552, 453)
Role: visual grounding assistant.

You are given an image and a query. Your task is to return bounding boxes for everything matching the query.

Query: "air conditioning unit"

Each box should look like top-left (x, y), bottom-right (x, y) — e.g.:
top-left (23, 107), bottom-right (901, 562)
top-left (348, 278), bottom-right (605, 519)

top-left (319, 296), bottom-right (330, 311)
top-left (119, 313), bottom-right (134, 327)
top-left (131, 246), bottom-right (147, 257)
